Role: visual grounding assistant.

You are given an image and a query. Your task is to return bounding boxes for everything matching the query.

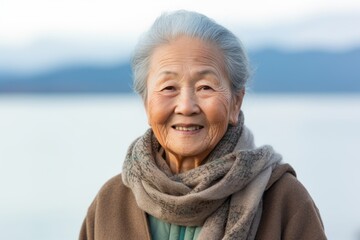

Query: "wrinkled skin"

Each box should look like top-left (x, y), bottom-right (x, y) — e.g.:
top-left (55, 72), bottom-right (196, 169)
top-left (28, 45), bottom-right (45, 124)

top-left (145, 36), bottom-right (244, 173)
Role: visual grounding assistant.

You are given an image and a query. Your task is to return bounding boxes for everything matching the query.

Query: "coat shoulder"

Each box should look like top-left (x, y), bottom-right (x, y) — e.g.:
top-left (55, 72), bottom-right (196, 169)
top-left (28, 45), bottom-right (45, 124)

top-left (80, 173), bottom-right (151, 240)
top-left (96, 174), bottom-right (127, 199)
top-left (256, 165), bottom-right (327, 240)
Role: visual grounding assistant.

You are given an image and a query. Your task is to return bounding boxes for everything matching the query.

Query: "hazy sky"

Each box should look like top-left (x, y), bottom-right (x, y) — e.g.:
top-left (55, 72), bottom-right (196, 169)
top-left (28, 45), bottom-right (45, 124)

top-left (1, 0), bottom-right (360, 73)
top-left (1, 0), bottom-right (360, 46)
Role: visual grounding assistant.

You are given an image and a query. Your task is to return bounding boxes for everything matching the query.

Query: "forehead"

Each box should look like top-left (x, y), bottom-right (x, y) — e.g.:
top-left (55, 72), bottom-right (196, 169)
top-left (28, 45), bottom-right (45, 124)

top-left (149, 36), bottom-right (226, 74)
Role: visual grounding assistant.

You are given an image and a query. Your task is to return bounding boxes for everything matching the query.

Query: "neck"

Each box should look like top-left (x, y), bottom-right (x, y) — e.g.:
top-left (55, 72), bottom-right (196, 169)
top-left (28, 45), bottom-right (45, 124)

top-left (165, 152), bottom-right (204, 174)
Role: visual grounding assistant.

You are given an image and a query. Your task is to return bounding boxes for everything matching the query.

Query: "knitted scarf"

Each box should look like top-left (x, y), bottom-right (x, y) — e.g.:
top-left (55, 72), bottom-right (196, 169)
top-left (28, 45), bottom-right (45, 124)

top-left (122, 113), bottom-right (282, 240)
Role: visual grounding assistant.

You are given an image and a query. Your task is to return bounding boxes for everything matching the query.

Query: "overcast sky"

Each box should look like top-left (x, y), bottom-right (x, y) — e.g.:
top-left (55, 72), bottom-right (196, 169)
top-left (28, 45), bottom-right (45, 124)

top-left (1, 0), bottom-right (360, 45)
top-left (1, 0), bottom-right (360, 73)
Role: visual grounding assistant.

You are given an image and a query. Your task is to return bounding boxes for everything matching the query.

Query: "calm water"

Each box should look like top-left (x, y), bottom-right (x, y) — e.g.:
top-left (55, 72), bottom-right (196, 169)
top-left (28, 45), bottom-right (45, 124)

top-left (0, 94), bottom-right (359, 240)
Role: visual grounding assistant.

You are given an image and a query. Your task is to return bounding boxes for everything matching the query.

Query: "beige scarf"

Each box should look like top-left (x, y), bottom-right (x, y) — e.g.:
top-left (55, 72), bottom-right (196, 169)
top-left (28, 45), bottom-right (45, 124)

top-left (122, 113), bottom-right (282, 240)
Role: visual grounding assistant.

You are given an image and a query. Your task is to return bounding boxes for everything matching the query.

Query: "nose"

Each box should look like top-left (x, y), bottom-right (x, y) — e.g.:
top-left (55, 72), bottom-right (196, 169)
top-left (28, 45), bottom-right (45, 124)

top-left (174, 88), bottom-right (200, 115)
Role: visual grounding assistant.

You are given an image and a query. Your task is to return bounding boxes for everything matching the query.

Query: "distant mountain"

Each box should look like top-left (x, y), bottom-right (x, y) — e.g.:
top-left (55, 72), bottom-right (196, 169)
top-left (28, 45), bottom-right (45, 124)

top-left (1, 48), bottom-right (359, 93)
top-left (0, 64), bottom-right (132, 93)
top-left (248, 48), bottom-right (360, 93)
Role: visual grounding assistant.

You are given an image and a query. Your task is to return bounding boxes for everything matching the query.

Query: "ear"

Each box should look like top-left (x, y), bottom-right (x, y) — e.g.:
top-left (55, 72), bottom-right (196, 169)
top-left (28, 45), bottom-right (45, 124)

top-left (229, 88), bottom-right (245, 126)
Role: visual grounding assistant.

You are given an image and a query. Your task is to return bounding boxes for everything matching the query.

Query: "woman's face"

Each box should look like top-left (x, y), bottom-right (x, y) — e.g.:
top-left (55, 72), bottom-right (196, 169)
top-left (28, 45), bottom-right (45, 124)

top-left (145, 36), bottom-right (244, 163)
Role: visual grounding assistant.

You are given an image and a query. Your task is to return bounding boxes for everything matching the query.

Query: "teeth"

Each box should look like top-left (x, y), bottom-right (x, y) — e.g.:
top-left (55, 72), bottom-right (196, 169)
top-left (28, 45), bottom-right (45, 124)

top-left (174, 126), bottom-right (201, 131)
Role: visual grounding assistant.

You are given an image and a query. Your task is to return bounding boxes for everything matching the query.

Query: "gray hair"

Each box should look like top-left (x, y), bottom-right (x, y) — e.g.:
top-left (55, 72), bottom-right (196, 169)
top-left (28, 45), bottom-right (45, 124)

top-left (131, 10), bottom-right (250, 100)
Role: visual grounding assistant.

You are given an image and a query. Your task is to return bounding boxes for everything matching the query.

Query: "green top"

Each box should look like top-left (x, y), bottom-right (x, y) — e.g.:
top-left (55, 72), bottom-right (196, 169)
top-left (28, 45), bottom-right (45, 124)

top-left (147, 214), bottom-right (202, 240)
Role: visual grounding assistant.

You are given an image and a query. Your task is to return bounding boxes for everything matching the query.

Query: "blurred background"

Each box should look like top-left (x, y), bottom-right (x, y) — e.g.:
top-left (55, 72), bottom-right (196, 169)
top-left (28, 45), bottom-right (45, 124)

top-left (0, 0), bottom-right (359, 239)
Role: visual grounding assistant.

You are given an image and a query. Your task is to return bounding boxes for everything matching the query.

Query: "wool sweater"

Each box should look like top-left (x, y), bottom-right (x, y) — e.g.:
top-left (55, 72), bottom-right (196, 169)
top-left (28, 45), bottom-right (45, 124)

top-left (79, 164), bottom-right (326, 240)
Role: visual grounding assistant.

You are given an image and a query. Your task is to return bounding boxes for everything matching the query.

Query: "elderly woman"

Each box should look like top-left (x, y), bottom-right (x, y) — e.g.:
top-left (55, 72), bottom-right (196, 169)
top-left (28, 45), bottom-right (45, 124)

top-left (80, 10), bottom-right (326, 240)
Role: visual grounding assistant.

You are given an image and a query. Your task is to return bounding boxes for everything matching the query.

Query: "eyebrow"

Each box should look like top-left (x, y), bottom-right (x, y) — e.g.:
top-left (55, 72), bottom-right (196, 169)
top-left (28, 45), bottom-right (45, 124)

top-left (156, 69), bottom-right (219, 83)
top-left (158, 71), bottom-right (178, 77)
top-left (195, 69), bottom-right (218, 77)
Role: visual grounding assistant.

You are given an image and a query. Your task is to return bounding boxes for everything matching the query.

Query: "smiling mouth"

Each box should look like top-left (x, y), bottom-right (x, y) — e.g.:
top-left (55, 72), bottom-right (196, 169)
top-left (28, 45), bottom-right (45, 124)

top-left (172, 125), bottom-right (204, 131)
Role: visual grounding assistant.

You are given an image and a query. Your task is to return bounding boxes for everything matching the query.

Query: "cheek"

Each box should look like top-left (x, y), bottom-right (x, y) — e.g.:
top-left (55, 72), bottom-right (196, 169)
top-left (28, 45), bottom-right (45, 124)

top-left (204, 94), bottom-right (232, 123)
top-left (146, 95), bottom-right (173, 125)
top-left (146, 97), bottom-right (171, 146)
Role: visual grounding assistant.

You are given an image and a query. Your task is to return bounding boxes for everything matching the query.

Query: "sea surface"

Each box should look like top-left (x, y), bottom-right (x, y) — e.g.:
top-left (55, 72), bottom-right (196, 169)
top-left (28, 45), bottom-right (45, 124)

top-left (0, 93), bottom-right (359, 240)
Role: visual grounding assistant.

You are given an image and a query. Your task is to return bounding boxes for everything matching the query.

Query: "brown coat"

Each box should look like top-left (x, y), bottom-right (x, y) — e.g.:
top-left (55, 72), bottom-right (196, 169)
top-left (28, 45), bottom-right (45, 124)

top-left (79, 164), bottom-right (326, 240)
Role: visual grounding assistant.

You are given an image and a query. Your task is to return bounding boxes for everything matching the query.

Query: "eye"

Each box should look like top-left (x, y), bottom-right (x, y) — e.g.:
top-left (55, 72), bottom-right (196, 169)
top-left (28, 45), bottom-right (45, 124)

top-left (161, 86), bottom-right (176, 91)
top-left (199, 85), bottom-right (213, 91)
